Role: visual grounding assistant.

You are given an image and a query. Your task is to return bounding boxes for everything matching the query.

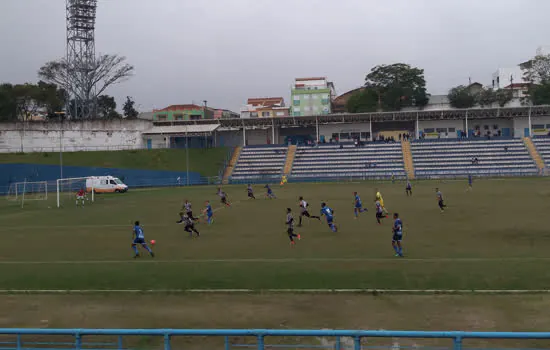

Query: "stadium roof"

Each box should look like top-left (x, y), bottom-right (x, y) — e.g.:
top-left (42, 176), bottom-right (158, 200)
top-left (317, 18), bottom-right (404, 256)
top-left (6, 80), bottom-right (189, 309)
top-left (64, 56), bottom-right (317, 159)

top-left (143, 124), bottom-right (219, 135)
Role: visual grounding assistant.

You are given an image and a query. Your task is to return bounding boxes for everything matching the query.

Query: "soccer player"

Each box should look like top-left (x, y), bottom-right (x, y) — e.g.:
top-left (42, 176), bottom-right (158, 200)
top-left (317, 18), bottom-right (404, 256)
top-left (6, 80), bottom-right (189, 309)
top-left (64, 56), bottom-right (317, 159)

top-left (298, 196), bottom-right (320, 226)
top-left (392, 213), bottom-right (404, 257)
top-left (353, 192), bottom-right (368, 218)
top-left (132, 221), bottom-right (154, 258)
top-left (286, 208), bottom-right (300, 245)
top-left (203, 200), bottom-right (214, 225)
top-left (436, 188), bottom-right (447, 212)
top-left (177, 212), bottom-right (200, 237)
top-left (183, 200), bottom-right (198, 221)
top-left (405, 180), bottom-right (412, 196)
top-left (264, 184), bottom-right (276, 199)
top-left (217, 187), bottom-right (231, 207)
top-left (76, 188), bottom-right (86, 207)
top-left (320, 202), bottom-right (338, 232)
top-left (375, 200), bottom-right (385, 224)
top-left (467, 174), bottom-right (473, 191)
top-left (375, 189), bottom-right (389, 216)
top-left (247, 184), bottom-right (256, 199)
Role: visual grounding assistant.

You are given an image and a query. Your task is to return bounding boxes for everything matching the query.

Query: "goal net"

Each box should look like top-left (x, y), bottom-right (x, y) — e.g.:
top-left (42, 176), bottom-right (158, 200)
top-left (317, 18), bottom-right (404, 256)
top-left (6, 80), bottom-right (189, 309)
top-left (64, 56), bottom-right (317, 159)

top-left (7, 181), bottom-right (48, 207)
top-left (56, 177), bottom-right (94, 208)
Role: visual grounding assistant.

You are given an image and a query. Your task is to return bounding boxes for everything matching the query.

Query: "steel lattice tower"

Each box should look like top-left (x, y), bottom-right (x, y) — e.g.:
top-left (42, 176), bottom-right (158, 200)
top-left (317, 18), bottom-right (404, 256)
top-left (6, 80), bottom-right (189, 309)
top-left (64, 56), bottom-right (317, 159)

top-left (66, 0), bottom-right (97, 118)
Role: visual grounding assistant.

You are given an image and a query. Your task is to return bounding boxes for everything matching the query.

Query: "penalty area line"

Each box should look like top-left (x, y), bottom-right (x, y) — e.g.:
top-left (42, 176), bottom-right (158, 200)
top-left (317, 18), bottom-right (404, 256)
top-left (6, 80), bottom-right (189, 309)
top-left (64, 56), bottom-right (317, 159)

top-left (0, 289), bottom-right (549, 295)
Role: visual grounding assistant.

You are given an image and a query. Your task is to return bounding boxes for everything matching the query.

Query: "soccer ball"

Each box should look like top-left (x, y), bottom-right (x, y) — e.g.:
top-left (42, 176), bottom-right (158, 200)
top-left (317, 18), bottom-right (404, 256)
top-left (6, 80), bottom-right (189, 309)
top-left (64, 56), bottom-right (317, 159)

top-left (150, 240), bottom-right (156, 246)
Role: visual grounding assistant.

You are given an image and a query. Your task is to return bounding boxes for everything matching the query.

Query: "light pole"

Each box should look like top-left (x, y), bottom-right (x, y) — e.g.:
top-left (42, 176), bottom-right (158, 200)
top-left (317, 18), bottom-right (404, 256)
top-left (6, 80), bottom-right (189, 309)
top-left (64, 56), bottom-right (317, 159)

top-left (186, 124), bottom-right (189, 186)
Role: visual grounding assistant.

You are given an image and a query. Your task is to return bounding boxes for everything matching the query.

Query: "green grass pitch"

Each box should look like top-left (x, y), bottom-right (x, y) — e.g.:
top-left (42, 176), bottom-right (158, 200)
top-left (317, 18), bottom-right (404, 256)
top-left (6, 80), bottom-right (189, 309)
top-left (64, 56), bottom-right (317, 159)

top-left (1, 178), bottom-right (550, 291)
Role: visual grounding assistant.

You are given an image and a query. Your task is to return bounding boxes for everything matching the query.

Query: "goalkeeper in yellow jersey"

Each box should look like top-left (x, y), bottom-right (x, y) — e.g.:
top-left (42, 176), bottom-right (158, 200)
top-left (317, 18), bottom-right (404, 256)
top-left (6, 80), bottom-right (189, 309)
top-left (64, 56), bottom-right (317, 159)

top-left (375, 188), bottom-right (389, 216)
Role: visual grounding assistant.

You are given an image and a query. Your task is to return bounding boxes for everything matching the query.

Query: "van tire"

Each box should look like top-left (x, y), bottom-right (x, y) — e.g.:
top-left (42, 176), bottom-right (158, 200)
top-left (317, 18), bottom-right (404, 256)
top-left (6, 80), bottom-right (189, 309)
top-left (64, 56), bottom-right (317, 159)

top-left (115, 189), bottom-right (120, 193)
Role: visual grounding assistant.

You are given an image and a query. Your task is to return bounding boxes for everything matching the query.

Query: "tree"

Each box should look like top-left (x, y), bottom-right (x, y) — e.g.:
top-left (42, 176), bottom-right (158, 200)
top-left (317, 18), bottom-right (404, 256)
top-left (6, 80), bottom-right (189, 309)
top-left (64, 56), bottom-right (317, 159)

top-left (345, 89), bottom-right (378, 113)
top-left (495, 89), bottom-right (513, 107)
top-left (477, 88), bottom-right (497, 107)
top-left (38, 54), bottom-right (134, 118)
top-left (122, 96), bottom-right (139, 119)
top-left (523, 54), bottom-right (550, 84)
top-left (365, 63), bottom-right (429, 111)
top-left (0, 83), bottom-right (17, 121)
top-left (13, 83), bottom-right (42, 122)
top-left (36, 81), bottom-right (65, 118)
top-left (447, 85), bottom-right (477, 109)
top-left (529, 84), bottom-right (550, 105)
top-left (97, 95), bottom-right (120, 119)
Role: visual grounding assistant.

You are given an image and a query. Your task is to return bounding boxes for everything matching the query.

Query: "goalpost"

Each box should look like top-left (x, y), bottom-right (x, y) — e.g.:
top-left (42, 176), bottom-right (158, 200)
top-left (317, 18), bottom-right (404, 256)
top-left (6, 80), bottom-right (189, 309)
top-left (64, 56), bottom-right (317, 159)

top-left (56, 177), bottom-right (94, 208)
top-left (7, 180), bottom-right (49, 208)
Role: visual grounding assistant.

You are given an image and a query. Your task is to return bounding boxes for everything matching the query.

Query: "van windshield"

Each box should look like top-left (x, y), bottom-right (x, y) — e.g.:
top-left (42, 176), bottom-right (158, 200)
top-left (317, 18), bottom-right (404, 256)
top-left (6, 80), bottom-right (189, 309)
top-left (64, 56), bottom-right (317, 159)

top-left (114, 178), bottom-right (123, 185)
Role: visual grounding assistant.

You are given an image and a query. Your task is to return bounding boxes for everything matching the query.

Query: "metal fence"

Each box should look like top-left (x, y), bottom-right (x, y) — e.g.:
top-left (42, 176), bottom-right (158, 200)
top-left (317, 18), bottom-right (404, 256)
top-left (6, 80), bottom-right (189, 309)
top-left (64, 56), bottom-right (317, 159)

top-left (0, 176), bottom-right (222, 196)
top-left (0, 328), bottom-right (549, 350)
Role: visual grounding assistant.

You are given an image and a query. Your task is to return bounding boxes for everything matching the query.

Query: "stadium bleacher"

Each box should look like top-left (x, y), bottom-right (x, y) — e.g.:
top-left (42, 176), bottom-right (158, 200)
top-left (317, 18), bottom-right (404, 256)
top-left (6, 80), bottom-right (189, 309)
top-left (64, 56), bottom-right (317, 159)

top-left (290, 143), bottom-right (406, 180)
top-left (411, 138), bottom-right (538, 178)
top-left (230, 145), bottom-right (287, 182)
top-left (532, 137), bottom-right (550, 166)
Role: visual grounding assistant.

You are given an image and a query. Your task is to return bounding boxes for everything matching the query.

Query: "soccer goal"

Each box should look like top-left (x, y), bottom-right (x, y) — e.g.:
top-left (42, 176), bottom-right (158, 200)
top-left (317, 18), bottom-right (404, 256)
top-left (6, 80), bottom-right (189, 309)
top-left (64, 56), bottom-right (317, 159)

top-left (7, 181), bottom-right (48, 208)
top-left (56, 177), bottom-right (94, 208)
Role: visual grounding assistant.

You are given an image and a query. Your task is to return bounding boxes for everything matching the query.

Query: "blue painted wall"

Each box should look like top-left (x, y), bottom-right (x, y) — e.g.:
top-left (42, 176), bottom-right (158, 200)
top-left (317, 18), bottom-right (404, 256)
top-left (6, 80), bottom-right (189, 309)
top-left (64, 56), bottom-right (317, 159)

top-left (0, 163), bottom-right (207, 195)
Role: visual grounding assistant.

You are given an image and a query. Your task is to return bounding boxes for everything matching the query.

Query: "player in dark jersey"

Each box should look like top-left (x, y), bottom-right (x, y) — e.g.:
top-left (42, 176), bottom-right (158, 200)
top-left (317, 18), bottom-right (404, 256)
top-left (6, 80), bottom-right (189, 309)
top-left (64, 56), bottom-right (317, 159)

top-left (217, 187), bottom-right (231, 207)
top-left (286, 208), bottom-right (300, 245)
top-left (392, 213), bottom-right (404, 257)
top-left (375, 200), bottom-right (385, 224)
top-left (177, 212), bottom-right (200, 237)
top-left (467, 174), bottom-right (473, 191)
top-left (247, 184), bottom-right (256, 199)
top-left (436, 188), bottom-right (446, 212)
top-left (183, 200), bottom-right (198, 221)
top-left (405, 180), bottom-right (412, 196)
top-left (132, 221), bottom-right (154, 258)
top-left (297, 196), bottom-right (320, 226)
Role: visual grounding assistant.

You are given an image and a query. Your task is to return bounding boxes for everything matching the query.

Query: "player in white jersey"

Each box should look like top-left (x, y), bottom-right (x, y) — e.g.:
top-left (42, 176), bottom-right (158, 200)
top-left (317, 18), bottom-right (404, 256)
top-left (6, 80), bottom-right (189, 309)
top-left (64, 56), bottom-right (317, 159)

top-left (297, 196), bottom-right (321, 227)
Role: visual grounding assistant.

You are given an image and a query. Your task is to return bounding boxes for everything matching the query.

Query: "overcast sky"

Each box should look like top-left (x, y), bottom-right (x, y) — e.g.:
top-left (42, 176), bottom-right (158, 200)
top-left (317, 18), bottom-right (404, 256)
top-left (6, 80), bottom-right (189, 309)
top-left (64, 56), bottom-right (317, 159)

top-left (1, 0), bottom-right (549, 113)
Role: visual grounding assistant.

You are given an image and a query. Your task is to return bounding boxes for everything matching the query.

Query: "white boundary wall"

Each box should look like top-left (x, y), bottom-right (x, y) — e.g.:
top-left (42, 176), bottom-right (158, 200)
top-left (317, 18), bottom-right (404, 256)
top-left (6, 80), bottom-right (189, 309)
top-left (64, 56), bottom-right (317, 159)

top-left (0, 120), bottom-right (152, 153)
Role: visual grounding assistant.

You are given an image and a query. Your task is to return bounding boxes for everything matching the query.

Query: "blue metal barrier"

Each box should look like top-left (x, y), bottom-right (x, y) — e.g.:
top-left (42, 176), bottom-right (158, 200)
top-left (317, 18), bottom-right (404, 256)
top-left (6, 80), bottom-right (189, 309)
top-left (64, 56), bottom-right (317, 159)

top-left (0, 329), bottom-right (549, 350)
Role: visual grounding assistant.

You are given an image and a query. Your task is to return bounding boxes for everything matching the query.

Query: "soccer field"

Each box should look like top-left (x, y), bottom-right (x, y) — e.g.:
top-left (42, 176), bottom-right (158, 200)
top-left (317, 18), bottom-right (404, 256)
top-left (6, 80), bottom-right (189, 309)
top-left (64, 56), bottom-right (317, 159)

top-left (1, 178), bottom-right (550, 291)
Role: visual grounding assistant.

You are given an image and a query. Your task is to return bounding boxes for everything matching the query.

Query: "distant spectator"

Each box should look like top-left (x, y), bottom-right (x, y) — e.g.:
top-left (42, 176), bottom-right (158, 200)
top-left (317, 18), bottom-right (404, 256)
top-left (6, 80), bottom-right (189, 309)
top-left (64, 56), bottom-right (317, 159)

top-left (339, 144), bottom-right (344, 149)
top-left (399, 133), bottom-right (402, 141)
top-left (504, 146), bottom-right (508, 152)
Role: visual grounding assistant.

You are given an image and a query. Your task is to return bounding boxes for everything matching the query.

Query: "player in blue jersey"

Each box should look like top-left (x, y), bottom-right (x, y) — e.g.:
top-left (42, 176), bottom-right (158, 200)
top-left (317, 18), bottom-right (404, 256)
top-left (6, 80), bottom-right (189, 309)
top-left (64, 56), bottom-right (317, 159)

top-left (353, 192), bottom-right (367, 218)
top-left (203, 200), bottom-right (214, 225)
top-left (132, 221), bottom-right (154, 258)
top-left (392, 213), bottom-right (404, 257)
top-left (320, 202), bottom-right (338, 232)
top-left (375, 200), bottom-right (385, 224)
top-left (467, 174), bottom-right (473, 191)
top-left (264, 184), bottom-right (276, 199)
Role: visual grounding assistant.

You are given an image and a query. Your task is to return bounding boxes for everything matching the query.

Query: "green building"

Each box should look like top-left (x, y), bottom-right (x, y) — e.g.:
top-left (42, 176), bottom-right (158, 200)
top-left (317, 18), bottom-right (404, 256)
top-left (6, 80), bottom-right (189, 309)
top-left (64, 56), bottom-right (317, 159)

top-left (291, 77), bottom-right (336, 117)
top-left (153, 104), bottom-right (214, 121)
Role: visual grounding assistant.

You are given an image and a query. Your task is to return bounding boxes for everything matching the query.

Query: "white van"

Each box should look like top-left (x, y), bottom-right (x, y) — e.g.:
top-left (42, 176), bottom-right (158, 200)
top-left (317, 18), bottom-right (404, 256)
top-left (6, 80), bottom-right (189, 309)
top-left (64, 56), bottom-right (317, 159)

top-left (86, 176), bottom-right (128, 193)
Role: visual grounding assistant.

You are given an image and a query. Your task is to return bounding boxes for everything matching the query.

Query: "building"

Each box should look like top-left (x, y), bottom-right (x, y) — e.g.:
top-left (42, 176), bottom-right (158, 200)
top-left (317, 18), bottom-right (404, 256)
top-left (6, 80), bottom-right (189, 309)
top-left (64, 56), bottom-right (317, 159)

top-left (152, 104), bottom-right (213, 122)
top-left (240, 97), bottom-right (289, 118)
top-left (213, 109), bottom-right (239, 119)
top-left (291, 77), bottom-right (336, 117)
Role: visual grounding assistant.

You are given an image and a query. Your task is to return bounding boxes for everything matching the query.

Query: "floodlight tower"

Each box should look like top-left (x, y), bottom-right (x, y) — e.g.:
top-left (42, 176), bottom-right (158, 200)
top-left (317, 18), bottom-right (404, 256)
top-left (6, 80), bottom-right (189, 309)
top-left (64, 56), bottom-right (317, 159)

top-left (66, 0), bottom-right (98, 118)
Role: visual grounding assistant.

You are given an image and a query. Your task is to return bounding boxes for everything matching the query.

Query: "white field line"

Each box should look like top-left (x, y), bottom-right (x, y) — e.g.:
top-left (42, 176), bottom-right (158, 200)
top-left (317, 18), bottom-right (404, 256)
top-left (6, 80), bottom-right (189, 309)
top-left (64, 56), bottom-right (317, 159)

top-left (0, 289), bottom-right (549, 294)
top-left (0, 257), bottom-right (549, 265)
top-left (0, 201), bottom-right (241, 231)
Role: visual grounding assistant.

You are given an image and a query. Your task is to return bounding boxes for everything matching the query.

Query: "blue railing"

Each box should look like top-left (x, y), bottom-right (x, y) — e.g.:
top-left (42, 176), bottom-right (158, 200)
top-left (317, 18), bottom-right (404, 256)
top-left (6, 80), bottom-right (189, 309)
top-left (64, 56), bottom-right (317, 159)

top-left (0, 328), bottom-right (549, 350)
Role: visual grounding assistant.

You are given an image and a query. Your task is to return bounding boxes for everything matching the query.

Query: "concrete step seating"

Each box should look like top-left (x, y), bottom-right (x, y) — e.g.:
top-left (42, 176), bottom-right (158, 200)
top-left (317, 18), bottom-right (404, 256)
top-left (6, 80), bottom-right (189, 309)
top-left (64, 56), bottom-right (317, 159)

top-left (290, 143), bottom-right (406, 179)
top-left (411, 138), bottom-right (538, 178)
top-left (230, 146), bottom-right (288, 181)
